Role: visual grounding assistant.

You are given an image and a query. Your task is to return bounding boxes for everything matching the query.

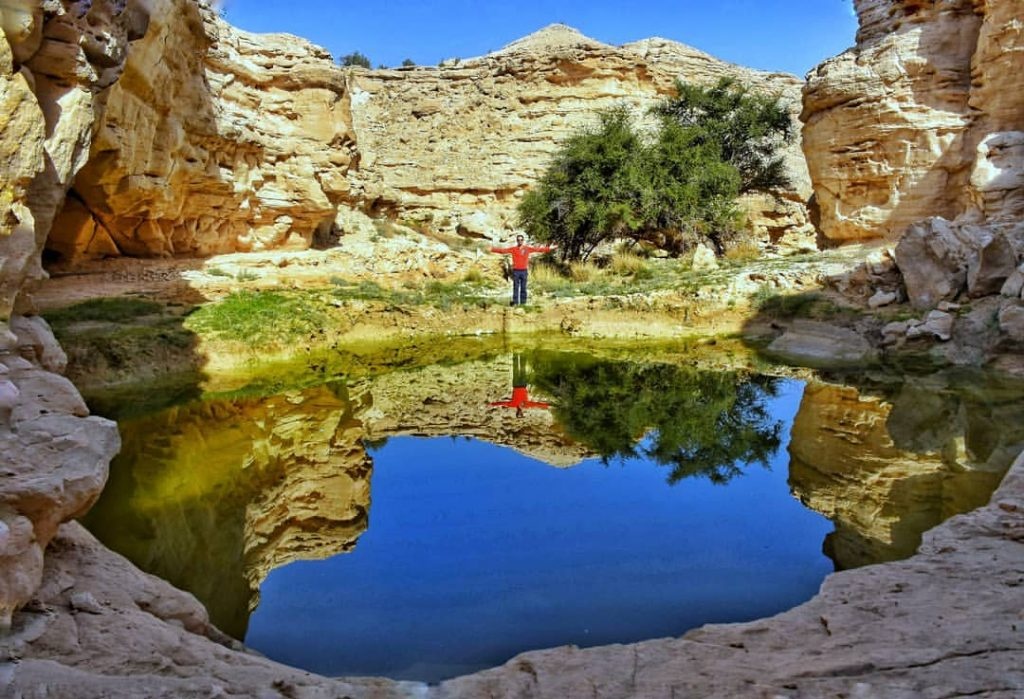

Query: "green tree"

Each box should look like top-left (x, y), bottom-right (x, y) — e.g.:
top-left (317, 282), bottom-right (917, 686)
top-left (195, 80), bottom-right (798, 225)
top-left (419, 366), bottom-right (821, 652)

top-left (529, 353), bottom-right (783, 485)
top-left (518, 107), bottom-right (650, 261)
top-left (401, 58), bottom-right (416, 67)
top-left (518, 79), bottom-right (793, 260)
top-left (339, 51), bottom-right (371, 68)
top-left (653, 77), bottom-right (793, 193)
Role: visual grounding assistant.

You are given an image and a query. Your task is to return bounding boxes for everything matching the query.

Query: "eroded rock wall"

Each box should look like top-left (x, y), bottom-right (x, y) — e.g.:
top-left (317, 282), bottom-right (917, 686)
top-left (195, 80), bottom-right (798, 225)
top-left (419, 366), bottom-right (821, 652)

top-left (0, 0), bottom-right (148, 339)
top-left (0, 315), bottom-right (119, 629)
top-left (803, 0), bottom-right (1023, 242)
top-left (42, 17), bottom-right (814, 268)
top-left (47, 0), bottom-right (354, 263)
top-left (0, 0), bottom-right (145, 628)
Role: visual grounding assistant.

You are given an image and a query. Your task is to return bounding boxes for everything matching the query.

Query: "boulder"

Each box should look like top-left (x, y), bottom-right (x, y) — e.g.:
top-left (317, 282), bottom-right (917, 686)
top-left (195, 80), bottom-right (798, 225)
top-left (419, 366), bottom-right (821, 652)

top-left (968, 131), bottom-right (1024, 221)
top-left (1001, 264), bottom-right (1024, 298)
top-left (10, 315), bottom-right (67, 373)
top-left (764, 320), bottom-right (877, 369)
top-left (998, 301), bottom-right (1024, 343)
top-left (895, 218), bottom-right (972, 309)
top-left (966, 227), bottom-right (1017, 297)
top-left (868, 289), bottom-right (897, 308)
top-left (691, 243), bottom-right (719, 272)
top-left (906, 310), bottom-right (955, 342)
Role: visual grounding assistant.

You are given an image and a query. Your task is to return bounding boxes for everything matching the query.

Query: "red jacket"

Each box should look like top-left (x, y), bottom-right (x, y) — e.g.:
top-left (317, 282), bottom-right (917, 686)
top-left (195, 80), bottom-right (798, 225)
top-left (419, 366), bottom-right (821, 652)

top-left (490, 243), bottom-right (554, 270)
top-left (489, 386), bottom-right (550, 411)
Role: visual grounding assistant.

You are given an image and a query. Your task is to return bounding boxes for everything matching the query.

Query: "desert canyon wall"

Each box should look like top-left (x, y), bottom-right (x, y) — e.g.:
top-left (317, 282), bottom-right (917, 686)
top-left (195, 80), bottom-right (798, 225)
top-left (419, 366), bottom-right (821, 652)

top-left (803, 0), bottom-right (1023, 242)
top-left (39, 4), bottom-right (813, 268)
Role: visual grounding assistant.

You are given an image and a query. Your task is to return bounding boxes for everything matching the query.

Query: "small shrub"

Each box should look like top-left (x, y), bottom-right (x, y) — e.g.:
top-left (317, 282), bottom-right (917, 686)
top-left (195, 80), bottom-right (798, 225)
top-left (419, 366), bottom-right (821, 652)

top-left (527, 260), bottom-right (572, 292)
top-left (609, 249), bottom-right (651, 277)
top-left (569, 261), bottom-right (599, 283)
top-left (339, 51), bottom-right (371, 68)
top-left (462, 268), bottom-right (486, 284)
top-left (723, 240), bottom-right (762, 264)
top-left (235, 270), bottom-right (259, 282)
top-left (206, 267), bottom-right (231, 278)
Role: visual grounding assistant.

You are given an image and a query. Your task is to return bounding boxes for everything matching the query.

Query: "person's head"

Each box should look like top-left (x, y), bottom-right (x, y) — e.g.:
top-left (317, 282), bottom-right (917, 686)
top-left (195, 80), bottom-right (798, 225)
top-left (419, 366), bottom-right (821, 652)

top-left (516, 234), bottom-right (524, 245)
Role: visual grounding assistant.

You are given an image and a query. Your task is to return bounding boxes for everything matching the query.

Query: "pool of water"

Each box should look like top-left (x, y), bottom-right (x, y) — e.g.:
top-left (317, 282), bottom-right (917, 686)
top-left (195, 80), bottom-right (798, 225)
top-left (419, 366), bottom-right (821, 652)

top-left (246, 415), bottom-right (830, 681)
top-left (81, 344), bottom-right (1024, 683)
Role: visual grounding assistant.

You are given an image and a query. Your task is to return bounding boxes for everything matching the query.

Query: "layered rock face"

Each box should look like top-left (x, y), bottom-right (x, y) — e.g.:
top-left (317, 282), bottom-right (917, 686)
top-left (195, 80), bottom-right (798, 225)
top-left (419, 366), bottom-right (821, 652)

top-left (47, 0), bottom-right (354, 263)
top-left (805, 0), bottom-right (1024, 364)
top-left (803, 0), bottom-right (1023, 242)
top-left (33, 13), bottom-right (814, 272)
top-left (0, 0), bottom-right (148, 336)
top-left (348, 25), bottom-right (811, 242)
top-left (0, 315), bottom-right (119, 629)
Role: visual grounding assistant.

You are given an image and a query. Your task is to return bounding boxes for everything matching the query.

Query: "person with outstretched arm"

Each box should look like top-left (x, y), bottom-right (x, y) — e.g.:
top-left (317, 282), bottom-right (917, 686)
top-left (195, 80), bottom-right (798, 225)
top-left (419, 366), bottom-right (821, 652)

top-left (490, 234), bottom-right (557, 306)
top-left (489, 353), bottom-right (550, 418)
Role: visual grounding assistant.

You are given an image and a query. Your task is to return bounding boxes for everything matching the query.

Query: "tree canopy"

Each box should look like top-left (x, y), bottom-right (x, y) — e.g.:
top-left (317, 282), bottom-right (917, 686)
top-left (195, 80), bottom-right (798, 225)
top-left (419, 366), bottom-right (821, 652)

top-left (517, 78), bottom-right (794, 260)
top-left (529, 353), bottom-right (783, 485)
top-left (339, 51), bottom-right (371, 68)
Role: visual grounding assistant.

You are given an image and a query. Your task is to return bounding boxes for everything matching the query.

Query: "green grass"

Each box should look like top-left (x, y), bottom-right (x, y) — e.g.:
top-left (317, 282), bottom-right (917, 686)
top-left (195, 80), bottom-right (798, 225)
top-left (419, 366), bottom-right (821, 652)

top-left (330, 278), bottom-right (495, 311)
top-left (43, 297), bottom-right (164, 326)
top-left (185, 290), bottom-right (331, 346)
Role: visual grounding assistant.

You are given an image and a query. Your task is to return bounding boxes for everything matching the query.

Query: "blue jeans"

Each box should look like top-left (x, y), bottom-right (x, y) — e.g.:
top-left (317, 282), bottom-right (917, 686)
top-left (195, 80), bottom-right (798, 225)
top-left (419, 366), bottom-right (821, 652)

top-left (512, 269), bottom-right (528, 305)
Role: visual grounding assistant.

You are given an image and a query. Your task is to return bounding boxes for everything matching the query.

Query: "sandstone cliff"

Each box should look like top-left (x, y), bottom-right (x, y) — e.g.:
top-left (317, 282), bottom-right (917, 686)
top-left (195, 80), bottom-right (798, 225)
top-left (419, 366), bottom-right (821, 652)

top-left (48, 0), bottom-right (354, 263)
top-left (2, 1), bottom-right (815, 349)
top-left (800, 0), bottom-right (1024, 365)
top-left (40, 12), bottom-right (813, 269)
top-left (803, 0), bottom-right (1023, 241)
top-left (0, 0), bottom-right (148, 335)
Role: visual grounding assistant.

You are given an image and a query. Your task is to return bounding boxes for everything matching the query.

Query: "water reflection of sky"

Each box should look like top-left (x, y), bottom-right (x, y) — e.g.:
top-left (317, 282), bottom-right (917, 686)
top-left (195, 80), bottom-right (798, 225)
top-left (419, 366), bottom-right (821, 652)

top-left (246, 379), bottom-right (833, 683)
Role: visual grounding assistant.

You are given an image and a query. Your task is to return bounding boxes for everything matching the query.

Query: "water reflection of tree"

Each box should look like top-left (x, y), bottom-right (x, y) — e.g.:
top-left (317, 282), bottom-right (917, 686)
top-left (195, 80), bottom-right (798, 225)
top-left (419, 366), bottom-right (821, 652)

top-left (531, 355), bottom-right (783, 484)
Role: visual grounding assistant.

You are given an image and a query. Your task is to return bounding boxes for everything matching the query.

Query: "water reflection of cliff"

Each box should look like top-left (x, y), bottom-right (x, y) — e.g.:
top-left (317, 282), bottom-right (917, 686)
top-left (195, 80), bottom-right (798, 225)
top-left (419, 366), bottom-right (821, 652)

top-left (788, 372), bottom-right (1024, 570)
top-left (364, 353), bottom-right (590, 467)
top-left (83, 383), bottom-right (373, 639)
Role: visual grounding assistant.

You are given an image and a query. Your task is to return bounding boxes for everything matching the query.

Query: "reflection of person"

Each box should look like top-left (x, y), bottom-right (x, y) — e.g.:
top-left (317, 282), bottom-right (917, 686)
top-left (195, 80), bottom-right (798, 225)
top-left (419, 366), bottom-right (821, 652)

top-left (489, 353), bottom-right (549, 417)
top-left (489, 234), bottom-right (557, 306)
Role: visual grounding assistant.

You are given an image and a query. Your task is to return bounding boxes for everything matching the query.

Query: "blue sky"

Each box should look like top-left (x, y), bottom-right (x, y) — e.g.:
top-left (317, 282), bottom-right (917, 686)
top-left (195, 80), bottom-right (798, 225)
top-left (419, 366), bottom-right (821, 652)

top-left (219, 1), bottom-right (858, 77)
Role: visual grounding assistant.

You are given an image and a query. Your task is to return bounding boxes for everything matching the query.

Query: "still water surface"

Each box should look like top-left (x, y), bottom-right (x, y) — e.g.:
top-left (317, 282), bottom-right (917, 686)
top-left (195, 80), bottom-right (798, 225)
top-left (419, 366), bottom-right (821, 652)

top-left (246, 417), bottom-right (830, 681)
top-left (82, 345), bottom-right (1024, 683)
